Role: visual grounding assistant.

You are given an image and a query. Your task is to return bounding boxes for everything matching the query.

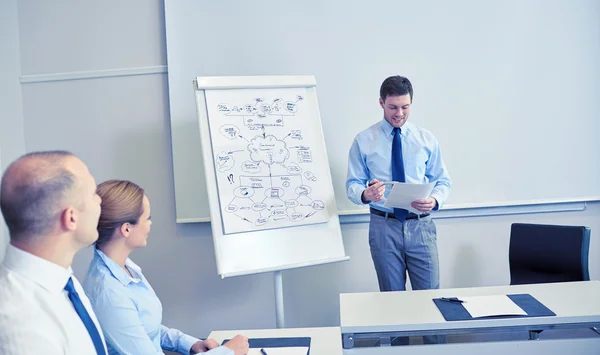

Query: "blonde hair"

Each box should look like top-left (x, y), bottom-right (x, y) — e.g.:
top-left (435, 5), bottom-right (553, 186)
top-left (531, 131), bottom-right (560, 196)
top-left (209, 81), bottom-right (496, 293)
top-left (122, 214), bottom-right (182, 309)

top-left (95, 180), bottom-right (144, 248)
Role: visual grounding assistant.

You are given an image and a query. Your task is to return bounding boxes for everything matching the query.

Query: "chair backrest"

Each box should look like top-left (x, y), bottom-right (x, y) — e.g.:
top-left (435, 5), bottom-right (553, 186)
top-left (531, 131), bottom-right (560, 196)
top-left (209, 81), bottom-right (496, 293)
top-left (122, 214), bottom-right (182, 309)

top-left (509, 223), bottom-right (591, 285)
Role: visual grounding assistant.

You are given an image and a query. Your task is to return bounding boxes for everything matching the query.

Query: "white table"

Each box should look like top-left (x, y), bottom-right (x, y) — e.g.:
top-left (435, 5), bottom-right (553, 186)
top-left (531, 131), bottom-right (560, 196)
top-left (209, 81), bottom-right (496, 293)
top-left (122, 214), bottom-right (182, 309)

top-left (340, 281), bottom-right (600, 349)
top-left (343, 338), bottom-right (600, 355)
top-left (208, 326), bottom-right (342, 355)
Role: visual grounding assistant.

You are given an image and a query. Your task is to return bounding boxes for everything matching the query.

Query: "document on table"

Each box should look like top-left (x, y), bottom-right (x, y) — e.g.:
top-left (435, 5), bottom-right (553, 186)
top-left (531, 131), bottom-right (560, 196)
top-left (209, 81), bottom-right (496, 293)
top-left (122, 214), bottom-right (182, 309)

top-left (383, 182), bottom-right (435, 214)
top-left (460, 295), bottom-right (527, 318)
top-left (247, 348), bottom-right (309, 355)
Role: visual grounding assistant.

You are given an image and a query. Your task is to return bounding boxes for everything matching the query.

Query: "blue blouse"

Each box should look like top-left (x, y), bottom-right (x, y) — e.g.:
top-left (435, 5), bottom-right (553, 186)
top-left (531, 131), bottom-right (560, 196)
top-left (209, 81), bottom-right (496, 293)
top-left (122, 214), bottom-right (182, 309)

top-left (83, 249), bottom-right (229, 355)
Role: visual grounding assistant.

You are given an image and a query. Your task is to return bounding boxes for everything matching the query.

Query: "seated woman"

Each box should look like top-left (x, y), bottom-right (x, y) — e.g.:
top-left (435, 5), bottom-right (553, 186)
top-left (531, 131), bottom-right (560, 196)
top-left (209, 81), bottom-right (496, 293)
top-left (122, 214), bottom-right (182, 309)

top-left (83, 180), bottom-right (248, 355)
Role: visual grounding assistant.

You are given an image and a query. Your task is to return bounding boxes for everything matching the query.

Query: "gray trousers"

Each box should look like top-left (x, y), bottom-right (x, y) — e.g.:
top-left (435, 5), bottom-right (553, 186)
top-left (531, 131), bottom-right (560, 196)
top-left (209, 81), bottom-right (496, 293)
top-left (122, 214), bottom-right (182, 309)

top-left (369, 213), bottom-right (443, 345)
top-left (369, 213), bottom-right (440, 291)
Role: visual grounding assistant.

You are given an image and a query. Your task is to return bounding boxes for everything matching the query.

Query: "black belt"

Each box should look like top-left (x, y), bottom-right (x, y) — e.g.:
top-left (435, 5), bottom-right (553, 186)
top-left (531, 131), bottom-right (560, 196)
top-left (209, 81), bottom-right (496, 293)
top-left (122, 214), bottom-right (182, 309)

top-left (370, 207), bottom-right (429, 220)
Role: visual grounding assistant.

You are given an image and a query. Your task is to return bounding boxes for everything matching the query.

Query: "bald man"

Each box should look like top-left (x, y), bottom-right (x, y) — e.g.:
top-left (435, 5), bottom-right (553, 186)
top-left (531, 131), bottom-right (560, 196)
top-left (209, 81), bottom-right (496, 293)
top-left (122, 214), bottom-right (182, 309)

top-left (0, 151), bottom-right (108, 354)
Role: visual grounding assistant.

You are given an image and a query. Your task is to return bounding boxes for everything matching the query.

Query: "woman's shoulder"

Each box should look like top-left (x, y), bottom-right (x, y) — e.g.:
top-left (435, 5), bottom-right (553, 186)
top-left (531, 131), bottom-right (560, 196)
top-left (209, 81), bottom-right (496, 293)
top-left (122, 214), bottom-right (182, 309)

top-left (83, 257), bottom-right (128, 300)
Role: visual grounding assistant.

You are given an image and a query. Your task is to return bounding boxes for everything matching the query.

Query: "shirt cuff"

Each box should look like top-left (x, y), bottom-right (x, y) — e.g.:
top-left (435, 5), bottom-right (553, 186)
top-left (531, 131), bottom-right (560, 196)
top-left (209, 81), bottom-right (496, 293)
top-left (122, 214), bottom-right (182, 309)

top-left (429, 192), bottom-right (444, 210)
top-left (351, 185), bottom-right (368, 205)
top-left (180, 334), bottom-right (201, 354)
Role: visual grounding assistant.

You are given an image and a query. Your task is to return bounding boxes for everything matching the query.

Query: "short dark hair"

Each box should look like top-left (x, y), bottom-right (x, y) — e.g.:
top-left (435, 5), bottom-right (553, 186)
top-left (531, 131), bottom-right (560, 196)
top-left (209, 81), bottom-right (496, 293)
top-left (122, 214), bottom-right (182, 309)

top-left (380, 75), bottom-right (413, 102)
top-left (0, 151), bottom-right (77, 241)
top-left (95, 180), bottom-right (145, 249)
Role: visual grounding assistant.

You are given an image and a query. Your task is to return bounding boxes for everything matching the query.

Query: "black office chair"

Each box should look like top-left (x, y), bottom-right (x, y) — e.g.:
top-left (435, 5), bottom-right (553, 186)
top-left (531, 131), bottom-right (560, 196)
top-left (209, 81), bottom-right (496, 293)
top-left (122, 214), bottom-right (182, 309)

top-left (509, 223), bottom-right (590, 285)
top-left (508, 222), bottom-right (593, 339)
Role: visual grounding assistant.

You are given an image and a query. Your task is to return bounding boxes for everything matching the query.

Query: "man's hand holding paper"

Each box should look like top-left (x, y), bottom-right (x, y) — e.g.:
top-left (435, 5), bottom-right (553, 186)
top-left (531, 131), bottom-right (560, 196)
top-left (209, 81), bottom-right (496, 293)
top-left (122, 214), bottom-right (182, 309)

top-left (383, 181), bottom-right (436, 214)
top-left (412, 196), bottom-right (438, 212)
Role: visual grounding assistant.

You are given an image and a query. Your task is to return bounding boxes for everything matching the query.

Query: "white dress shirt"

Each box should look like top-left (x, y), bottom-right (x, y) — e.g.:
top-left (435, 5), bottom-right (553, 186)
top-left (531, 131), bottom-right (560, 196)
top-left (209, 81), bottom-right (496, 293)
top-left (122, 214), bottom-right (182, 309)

top-left (0, 244), bottom-right (108, 354)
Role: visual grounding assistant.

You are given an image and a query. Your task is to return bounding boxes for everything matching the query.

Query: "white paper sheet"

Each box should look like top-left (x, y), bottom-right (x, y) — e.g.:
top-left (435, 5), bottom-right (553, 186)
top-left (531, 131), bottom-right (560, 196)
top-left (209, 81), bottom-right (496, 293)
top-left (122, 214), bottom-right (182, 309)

top-left (247, 347), bottom-right (309, 355)
top-left (204, 88), bottom-right (332, 234)
top-left (383, 182), bottom-right (435, 214)
top-left (460, 295), bottom-right (527, 318)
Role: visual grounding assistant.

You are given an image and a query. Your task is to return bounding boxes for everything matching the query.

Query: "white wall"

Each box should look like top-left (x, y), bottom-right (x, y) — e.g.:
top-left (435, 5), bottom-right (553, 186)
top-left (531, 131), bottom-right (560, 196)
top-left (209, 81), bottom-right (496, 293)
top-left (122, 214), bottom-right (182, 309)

top-left (165, 0), bottom-right (600, 220)
top-left (0, 0), bottom-right (26, 262)
top-left (11, 0), bottom-right (600, 342)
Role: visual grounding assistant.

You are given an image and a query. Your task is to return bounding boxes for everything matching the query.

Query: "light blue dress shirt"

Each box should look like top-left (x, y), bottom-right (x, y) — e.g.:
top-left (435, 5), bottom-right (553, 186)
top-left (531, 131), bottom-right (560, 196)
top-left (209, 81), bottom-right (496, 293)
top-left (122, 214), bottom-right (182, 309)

top-left (84, 249), bottom-right (231, 355)
top-left (346, 119), bottom-right (451, 212)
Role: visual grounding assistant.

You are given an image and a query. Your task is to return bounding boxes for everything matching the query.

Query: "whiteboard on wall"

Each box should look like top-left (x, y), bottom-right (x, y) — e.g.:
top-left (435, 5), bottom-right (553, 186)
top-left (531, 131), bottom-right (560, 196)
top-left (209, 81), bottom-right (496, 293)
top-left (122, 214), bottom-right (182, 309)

top-left (165, 0), bottom-right (600, 221)
top-left (194, 75), bottom-right (348, 277)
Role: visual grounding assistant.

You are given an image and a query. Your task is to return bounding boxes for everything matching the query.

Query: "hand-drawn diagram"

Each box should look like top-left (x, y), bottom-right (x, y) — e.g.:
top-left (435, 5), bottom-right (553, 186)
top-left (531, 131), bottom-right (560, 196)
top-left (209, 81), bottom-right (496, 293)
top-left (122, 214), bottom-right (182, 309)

top-left (205, 88), bottom-right (331, 234)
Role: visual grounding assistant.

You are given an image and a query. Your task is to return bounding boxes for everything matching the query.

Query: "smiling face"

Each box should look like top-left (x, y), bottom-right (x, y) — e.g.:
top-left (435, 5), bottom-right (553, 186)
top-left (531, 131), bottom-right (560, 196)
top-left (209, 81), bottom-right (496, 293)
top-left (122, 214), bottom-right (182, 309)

top-left (380, 94), bottom-right (412, 128)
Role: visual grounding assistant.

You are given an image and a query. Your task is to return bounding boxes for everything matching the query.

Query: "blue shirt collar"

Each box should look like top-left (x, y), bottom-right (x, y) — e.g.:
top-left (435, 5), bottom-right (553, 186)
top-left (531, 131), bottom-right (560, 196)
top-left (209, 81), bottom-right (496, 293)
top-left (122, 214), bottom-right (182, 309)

top-left (380, 118), bottom-right (412, 137)
top-left (94, 248), bottom-right (142, 286)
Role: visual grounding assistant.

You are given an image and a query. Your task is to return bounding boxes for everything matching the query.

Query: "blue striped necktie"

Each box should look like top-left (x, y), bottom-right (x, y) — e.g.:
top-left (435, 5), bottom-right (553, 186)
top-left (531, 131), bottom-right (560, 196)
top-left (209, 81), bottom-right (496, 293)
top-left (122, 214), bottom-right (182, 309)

top-left (64, 277), bottom-right (106, 355)
top-left (392, 127), bottom-right (409, 221)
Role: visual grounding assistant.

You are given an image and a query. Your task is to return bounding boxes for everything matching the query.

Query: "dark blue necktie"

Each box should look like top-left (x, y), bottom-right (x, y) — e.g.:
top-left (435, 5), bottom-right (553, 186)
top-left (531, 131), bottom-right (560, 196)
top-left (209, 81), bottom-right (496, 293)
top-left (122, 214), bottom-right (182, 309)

top-left (392, 128), bottom-right (409, 221)
top-left (64, 277), bottom-right (106, 355)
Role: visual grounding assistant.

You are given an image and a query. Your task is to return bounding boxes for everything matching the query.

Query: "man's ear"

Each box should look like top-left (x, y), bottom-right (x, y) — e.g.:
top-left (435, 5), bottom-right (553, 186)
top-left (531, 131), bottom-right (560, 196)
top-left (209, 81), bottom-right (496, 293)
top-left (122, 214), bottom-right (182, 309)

top-left (61, 207), bottom-right (77, 232)
top-left (379, 97), bottom-right (384, 108)
top-left (120, 223), bottom-right (130, 238)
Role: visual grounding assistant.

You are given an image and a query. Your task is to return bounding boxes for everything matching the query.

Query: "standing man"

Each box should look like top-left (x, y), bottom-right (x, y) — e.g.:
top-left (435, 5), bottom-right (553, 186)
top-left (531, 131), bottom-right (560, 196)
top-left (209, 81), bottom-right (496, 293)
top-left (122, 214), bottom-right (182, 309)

top-left (0, 151), bottom-right (108, 354)
top-left (346, 75), bottom-right (451, 298)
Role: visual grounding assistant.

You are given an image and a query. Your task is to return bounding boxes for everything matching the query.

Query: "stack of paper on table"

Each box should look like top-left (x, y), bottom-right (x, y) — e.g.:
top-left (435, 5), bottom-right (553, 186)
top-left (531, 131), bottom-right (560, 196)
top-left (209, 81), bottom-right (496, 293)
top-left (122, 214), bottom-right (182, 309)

top-left (383, 182), bottom-right (435, 214)
top-left (460, 295), bottom-right (528, 318)
top-left (247, 348), bottom-right (309, 355)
